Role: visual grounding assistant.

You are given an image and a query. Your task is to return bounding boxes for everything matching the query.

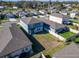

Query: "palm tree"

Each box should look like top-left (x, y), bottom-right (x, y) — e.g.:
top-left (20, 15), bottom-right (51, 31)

top-left (21, 0), bottom-right (26, 10)
top-left (32, 0), bottom-right (36, 8)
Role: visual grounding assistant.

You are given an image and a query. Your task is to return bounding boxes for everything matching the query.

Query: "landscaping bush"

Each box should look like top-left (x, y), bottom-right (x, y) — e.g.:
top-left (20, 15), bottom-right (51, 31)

top-left (0, 14), bottom-right (5, 19)
top-left (14, 15), bottom-right (19, 18)
top-left (65, 42), bottom-right (71, 45)
top-left (74, 37), bottom-right (79, 43)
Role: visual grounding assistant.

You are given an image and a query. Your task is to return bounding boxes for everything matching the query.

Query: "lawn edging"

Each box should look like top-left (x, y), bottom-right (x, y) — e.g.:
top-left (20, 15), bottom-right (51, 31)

top-left (69, 28), bottom-right (79, 34)
top-left (47, 29), bottom-right (78, 42)
top-left (48, 30), bottom-right (66, 41)
top-left (73, 23), bottom-right (79, 26)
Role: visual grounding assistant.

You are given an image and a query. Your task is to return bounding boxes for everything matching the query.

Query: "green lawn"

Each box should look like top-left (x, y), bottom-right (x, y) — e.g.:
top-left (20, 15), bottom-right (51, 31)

top-left (33, 32), bottom-right (66, 57)
top-left (70, 19), bottom-right (79, 24)
top-left (59, 31), bottom-right (75, 38)
top-left (0, 26), bottom-right (3, 30)
top-left (43, 43), bottom-right (66, 57)
top-left (66, 25), bottom-right (77, 30)
top-left (74, 37), bottom-right (79, 43)
top-left (1, 19), bottom-right (8, 23)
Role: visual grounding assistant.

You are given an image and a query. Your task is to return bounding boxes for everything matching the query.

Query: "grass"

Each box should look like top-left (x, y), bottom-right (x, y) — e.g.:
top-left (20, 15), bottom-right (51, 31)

top-left (1, 19), bottom-right (8, 23)
top-left (70, 19), bottom-right (79, 24)
top-left (0, 26), bottom-right (3, 30)
top-left (66, 25), bottom-right (77, 30)
top-left (43, 43), bottom-right (66, 57)
top-left (33, 32), bottom-right (66, 57)
top-left (59, 31), bottom-right (75, 38)
top-left (74, 37), bottom-right (79, 43)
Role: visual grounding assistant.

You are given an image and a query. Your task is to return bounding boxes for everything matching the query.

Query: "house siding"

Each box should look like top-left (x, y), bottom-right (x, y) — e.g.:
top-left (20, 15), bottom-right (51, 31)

top-left (19, 20), bottom-right (29, 33)
top-left (49, 15), bottom-right (63, 24)
top-left (63, 17), bottom-right (69, 22)
top-left (70, 13), bottom-right (76, 18)
top-left (28, 22), bottom-right (43, 35)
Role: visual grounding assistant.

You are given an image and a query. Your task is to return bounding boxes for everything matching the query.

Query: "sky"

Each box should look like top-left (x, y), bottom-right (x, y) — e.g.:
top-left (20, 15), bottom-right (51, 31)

top-left (1, 0), bottom-right (79, 2)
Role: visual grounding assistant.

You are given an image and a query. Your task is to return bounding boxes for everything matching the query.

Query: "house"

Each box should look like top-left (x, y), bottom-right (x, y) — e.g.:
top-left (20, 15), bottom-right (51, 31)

top-left (5, 12), bottom-right (15, 18)
top-left (16, 11), bottom-right (28, 17)
top-left (60, 11), bottom-right (68, 15)
top-left (19, 17), bottom-right (67, 35)
top-left (49, 13), bottom-right (69, 24)
top-left (70, 11), bottom-right (77, 18)
top-left (0, 6), bottom-right (4, 10)
top-left (0, 24), bottom-right (33, 58)
top-left (19, 17), bottom-right (43, 35)
top-left (39, 10), bottom-right (47, 15)
top-left (12, 6), bottom-right (18, 9)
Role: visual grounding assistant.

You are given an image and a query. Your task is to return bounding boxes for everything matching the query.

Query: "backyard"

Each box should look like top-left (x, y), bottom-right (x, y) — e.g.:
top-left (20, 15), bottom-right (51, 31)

top-left (33, 31), bottom-right (67, 57)
top-left (66, 25), bottom-right (77, 30)
top-left (70, 19), bottom-right (79, 24)
top-left (59, 31), bottom-right (75, 38)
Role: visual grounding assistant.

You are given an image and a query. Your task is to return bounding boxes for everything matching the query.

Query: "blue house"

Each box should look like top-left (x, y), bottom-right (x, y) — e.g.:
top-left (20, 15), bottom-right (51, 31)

top-left (40, 17), bottom-right (69, 33)
top-left (19, 17), bottom-right (43, 35)
top-left (19, 17), bottom-right (68, 35)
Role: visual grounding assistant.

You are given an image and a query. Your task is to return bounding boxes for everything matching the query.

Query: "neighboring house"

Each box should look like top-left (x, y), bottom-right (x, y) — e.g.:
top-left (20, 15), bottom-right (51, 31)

top-left (70, 11), bottom-right (77, 18)
top-left (19, 17), bottom-right (43, 35)
top-left (39, 10), bottom-right (47, 15)
top-left (49, 13), bottom-right (69, 24)
top-left (5, 12), bottom-right (15, 18)
top-left (12, 6), bottom-right (18, 9)
top-left (60, 11), bottom-right (68, 15)
top-left (0, 24), bottom-right (33, 58)
top-left (63, 4), bottom-right (71, 9)
top-left (16, 11), bottom-right (28, 17)
top-left (0, 6), bottom-right (4, 10)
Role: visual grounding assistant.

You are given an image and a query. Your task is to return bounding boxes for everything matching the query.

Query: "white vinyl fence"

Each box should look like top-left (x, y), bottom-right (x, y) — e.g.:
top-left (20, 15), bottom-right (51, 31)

top-left (44, 28), bottom-right (66, 41)
top-left (69, 28), bottom-right (79, 34)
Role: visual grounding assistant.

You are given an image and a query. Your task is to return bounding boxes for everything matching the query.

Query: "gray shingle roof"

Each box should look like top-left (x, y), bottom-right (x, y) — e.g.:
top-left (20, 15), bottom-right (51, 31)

top-left (0, 27), bottom-right (12, 53)
top-left (51, 13), bottom-right (67, 18)
top-left (0, 24), bottom-right (32, 57)
top-left (21, 17), bottom-right (65, 30)
top-left (20, 17), bottom-right (42, 24)
top-left (39, 17), bottom-right (65, 29)
top-left (53, 43), bottom-right (79, 58)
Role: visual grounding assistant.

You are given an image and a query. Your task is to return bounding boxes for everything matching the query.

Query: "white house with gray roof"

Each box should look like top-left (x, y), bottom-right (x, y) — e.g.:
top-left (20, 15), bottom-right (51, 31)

top-left (49, 13), bottom-right (69, 24)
